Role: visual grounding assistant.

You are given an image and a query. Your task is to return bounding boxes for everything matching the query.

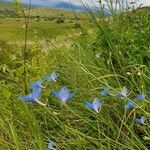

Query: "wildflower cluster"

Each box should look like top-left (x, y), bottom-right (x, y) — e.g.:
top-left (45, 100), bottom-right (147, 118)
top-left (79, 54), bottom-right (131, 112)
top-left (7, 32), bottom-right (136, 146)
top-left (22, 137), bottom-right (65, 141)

top-left (112, 87), bottom-right (147, 125)
top-left (20, 72), bottom-right (59, 106)
top-left (19, 71), bottom-right (148, 149)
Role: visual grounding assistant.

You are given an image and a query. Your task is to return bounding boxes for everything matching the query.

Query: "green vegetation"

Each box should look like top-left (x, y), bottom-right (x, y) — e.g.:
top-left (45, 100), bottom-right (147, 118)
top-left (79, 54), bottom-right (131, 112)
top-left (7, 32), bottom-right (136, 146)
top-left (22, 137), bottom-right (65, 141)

top-left (0, 1), bottom-right (12, 9)
top-left (0, 0), bottom-right (85, 42)
top-left (0, 18), bottom-right (82, 42)
top-left (0, 0), bottom-right (150, 150)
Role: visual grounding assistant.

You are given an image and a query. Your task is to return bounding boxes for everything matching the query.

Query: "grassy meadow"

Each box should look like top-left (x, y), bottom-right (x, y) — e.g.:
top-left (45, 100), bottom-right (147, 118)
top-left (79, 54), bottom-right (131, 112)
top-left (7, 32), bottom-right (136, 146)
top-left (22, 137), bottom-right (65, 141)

top-left (0, 18), bottom-right (82, 42)
top-left (0, 1), bottom-right (150, 150)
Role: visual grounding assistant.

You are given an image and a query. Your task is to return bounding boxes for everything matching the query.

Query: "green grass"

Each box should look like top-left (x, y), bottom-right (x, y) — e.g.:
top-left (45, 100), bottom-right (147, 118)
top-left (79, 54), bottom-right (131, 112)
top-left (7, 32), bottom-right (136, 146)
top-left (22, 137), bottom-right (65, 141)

top-left (0, 18), bottom-right (82, 42)
top-left (0, 3), bottom-right (150, 150)
top-left (0, 0), bottom-right (85, 18)
top-left (26, 7), bottom-right (86, 19)
top-left (0, 0), bottom-right (86, 42)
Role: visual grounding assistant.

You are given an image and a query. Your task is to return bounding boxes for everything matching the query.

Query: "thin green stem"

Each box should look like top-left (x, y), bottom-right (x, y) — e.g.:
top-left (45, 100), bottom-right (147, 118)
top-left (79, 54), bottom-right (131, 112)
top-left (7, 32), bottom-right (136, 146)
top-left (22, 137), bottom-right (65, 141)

top-left (96, 113), bottom-right (102, 149)
top-left (23, 0), bottom-right (32, 94)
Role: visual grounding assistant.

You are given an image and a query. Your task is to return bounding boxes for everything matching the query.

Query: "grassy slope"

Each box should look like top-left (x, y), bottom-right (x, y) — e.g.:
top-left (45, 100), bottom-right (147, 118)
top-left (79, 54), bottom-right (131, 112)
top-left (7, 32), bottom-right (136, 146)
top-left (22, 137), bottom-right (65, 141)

top-left (27, 7), bottom-right (85, 18)
top-left (0, 18), bottom-right (80, 42)
top-left (0, 6), bottom-right (150, 150)
top-left (0, 1), bottom-right (85, 18)
top-left (0, 2), bottom-right (84, 42)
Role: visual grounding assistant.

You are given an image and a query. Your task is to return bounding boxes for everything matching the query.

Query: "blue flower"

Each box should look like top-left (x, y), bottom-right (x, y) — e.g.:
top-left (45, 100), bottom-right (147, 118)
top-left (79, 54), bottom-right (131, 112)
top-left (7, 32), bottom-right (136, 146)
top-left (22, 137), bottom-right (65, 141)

top-left (100, 88), bottom-right (110, 96)
top-left (51, 86), bottom-right (75, 104)
top-left (85, 98), bottom-right (102, 112)
top-left (115, 87), bottom-right (128, 98)
top-left (124, 100), bottom-right (134, 110)
top-left (20, 87), bottom-right (46, 106)
top-left (44, 71), bottom-right (59, 82)
top-left (47, 140), bottom-right (56, 150)
top-left (136, 116), bottom-right (146, 125)
top-left (135, 93), bottom-right (145, 101)
top-left (30, 80), bottom-right (43, 89)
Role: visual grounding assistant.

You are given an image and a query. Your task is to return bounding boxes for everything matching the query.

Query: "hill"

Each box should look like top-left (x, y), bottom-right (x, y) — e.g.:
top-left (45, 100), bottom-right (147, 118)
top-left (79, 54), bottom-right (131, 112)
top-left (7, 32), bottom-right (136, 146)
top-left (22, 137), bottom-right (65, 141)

top-left (54, 2), bottom-right (85, 11)
top-left (0, 0), bottom-right (86, 19)
top-left (26, 7), bottom-right (86, 19)
top-left (0, 0), bottom-right (85, 11)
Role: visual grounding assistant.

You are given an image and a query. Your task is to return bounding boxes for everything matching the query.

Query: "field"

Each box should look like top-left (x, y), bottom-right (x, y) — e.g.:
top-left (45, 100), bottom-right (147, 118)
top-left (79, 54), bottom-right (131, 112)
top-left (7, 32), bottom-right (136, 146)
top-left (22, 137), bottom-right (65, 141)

top-left (0, 18), bottom-right (81, 41)
top-left (0, 4), bottom-right (85, 42)
top-left (0, 1), bottom-right (150, 150)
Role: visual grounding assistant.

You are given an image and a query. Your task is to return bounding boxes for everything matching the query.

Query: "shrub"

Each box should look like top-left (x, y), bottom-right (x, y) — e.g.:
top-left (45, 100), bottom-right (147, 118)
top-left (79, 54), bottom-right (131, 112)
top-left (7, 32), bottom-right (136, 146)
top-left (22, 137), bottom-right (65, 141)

top-left (73, 22), bottom-right (81, 28)
top-left (56, 18), bottom-right (65, 24)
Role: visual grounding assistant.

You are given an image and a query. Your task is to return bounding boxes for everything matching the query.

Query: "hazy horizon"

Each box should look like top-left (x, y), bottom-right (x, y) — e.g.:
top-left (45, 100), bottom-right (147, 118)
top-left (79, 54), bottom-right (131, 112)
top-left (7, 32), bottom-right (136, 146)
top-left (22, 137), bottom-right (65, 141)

top-left (4, 0), bottom-right (150, 7)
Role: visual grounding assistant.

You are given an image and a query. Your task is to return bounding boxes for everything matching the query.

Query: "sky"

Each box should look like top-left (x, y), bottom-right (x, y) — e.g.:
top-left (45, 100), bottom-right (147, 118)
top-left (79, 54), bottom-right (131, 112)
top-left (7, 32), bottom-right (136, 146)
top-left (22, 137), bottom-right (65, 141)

top-left (8, 0), bottom-right (150, 7)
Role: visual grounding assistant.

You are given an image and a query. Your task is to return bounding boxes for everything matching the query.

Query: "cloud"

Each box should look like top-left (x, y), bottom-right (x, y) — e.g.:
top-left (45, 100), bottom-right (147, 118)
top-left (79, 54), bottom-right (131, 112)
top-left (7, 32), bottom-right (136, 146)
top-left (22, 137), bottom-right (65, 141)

top-left (11, 0), bottom-right (150, 7)
top-left (135, 0), bottom-right (150, 6)
top-left (40, 0), bottom-right (150, 6)
top-left (20, 0), bottom-right (99, 6)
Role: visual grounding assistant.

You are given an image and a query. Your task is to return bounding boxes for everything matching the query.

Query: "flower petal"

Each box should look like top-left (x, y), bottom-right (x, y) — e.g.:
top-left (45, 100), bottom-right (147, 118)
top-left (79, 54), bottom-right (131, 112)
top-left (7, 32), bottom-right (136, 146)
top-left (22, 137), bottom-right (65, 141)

top-left (93, 98), bottom-right (102, 112)
top-left (30, 80), bottom-right (43, 89)
top-left (45, 71), bottom-right (59, 82)
top-left (19, 96), bottom-right (35, 102)
top-left (58, 86), bottom-right (70, 102)
top-left (85, 101), bottom-right (93, 110)
top-left (124, 100), bottom-right (134, 109)
top-left (31, 87), bottom-right (42, 99)
top-left (121, 87), bottom-right (128, 96)
top-left (116, 87), bottom-right (128, 98)
top-left (136, 93), bottom-right (145, 100)
top-left (52, 86), bottom-right (74, 103)
top-left (136, 116), bottom-right (146, 125)
top-left (100, 88), bottom-right (109, 96)
top-left (47, 140), bottom-right (56, 150)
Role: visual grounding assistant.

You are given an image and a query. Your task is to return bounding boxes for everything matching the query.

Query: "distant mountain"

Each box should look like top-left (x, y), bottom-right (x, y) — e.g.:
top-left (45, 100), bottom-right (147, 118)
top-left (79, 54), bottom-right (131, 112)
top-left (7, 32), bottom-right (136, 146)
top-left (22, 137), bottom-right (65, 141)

top-left (2, 0), bottom-right (90, 11)
top-left (54, 2), bottom-right (85, 11)
top-left (0, 0), bottom-right (39, 8)
top-left (1, 0), bottom-right (110, 15)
